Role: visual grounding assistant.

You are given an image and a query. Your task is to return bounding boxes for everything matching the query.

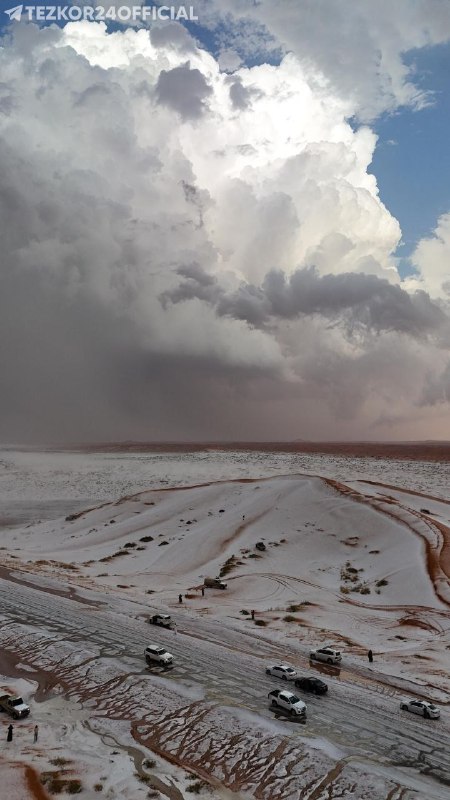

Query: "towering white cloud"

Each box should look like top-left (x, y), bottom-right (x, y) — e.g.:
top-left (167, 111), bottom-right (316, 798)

top-left (0, 19), bottom-right (448, 442)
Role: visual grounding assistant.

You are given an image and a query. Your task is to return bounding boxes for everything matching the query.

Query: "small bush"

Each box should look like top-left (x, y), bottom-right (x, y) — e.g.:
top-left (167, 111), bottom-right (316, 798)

top-left (124, 542), bottom-right (137, 548)
top-left (158, 541), bottom-right (169, 546)
top-left (247, 553), bottom-right (261, 559)
top-left (369, 550), bottom-right (380, 554)
top-left (186, 780), bottom-right (208, 794)
top-left (254, 619), bottom-right (267, 626)
top-left (140, 536), bottom-right (154, 542)
top-left (143, 758), bottom-right (157, 769)
top-left (240, 609), bottom-right (250, 615)
top-left (287, 603), bottom-right (305, 612)
top-left (283, 615), bottom-right (298, 623)
top-left (50, 758), bottom-right (71, 767)
top-left (376, 579), bottom-right (388, 587)
top-left (360, 586), bottom-right (371, 595)
top-left (67, 780), bottom-right (83, 794)
top-left (94, 784), bottom-right (103, 792)
top-left (49, 777), bottom-right (66, 793)
top-left (340, 586), bottom-right (350, 594)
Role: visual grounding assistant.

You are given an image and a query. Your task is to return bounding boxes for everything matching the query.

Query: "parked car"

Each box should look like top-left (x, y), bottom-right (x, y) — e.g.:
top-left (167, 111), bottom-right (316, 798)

top-left (295, 676), bottom-right (328, 695)
top-left (149, 614), bottom-right (172, 628)
top-left (0, 694), bottom-right (30, 719)
top-left (266, 664), bottom-right (297, 680)
top-left (268, 689), bottom-right (306, 717)
top-left (145, 644), bottom-right (173, 667)
top-left (310, 647), bottom-right (342, 665)
top-left (204, 577), bottom-right (227, 589)
top-left (400, 699), bottom-right (440, 719)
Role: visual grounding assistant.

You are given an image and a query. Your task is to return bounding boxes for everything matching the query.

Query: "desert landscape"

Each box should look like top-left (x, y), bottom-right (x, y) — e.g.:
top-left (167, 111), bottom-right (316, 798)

top-left (1, 445), bottom-right (450, 799)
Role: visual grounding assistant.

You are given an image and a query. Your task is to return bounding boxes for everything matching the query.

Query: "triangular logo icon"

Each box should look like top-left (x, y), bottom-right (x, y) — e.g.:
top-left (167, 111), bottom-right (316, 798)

top-left (5, 5), bottom-right (23, 21)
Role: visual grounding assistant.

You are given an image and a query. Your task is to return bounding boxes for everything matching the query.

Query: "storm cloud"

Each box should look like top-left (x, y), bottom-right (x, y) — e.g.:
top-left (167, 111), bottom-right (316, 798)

top-left (0, 19), bottom-right (449, 443)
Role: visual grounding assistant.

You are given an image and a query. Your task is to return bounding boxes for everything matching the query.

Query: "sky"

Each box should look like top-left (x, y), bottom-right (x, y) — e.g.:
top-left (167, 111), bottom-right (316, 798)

top-left (0, 0), bottom-right (449, 443)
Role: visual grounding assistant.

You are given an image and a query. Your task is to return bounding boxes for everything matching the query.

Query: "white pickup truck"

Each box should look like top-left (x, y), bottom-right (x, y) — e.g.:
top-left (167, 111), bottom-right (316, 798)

top-left (149, 614), bottom-right (172, 628)
top-left (0, 694), bottom-right (31, 719)
top-left (145, 644), bottom-right (174, 667)
top-left (268, 689), bottom-right (306, 717)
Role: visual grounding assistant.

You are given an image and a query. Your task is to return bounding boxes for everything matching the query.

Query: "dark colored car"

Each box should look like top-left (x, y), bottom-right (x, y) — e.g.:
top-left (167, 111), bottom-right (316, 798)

top-left (295, 676), bottom-right (328, 695)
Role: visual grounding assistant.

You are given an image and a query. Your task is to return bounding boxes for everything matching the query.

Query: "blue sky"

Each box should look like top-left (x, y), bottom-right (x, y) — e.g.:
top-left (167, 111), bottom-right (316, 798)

top-left (370, 42), bottom-right (450, 276)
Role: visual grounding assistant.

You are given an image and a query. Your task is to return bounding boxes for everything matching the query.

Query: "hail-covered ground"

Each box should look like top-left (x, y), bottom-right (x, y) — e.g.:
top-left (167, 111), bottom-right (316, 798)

top-left (0, 448), bottom-right (449, 800)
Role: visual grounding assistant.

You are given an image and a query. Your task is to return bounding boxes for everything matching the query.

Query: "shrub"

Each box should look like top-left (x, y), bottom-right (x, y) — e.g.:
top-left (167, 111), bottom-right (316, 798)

top-left (67, 780), bottom-right (83, 794)
top-left (140, 536), bottom-right (154, 542)
top-left (187, 780), bottom-right (208, 794)
top-left (376, 579), bottom-right (389, 587)
top-left (240, 609), bottom-right (250, 615)
top-left (287, 604), bottom-right (304, 612)
top-left (143, 758), bottom-right (156, 769)
top-left (254, 619), bottom-right (267, 626)
top-left (94, 784), bottom-right (103, 792)
top-left (124, 542), bottom-right (137, 548)
top-left (360, 586), bottom-right (371, 595)
top-left (283, 615), bottom-right (298, 623)
top-left (158, 541), bottom-right (169, 546)
top-left (50, 758), bottom-right (71, 767)
top-left (340, 586), bottom-right (350, 594)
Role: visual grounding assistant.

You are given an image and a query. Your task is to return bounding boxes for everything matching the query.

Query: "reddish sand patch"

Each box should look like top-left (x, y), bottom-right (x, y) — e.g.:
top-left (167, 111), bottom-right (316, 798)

top-left (70, 441), bottom-right (450, 462)
top-left (25, 766), bottom-right (52, 800)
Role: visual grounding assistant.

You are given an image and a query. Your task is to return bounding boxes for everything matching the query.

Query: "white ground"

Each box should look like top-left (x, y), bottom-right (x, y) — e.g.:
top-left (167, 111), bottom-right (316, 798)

top-left (0, 448), bottom-right (449, 799)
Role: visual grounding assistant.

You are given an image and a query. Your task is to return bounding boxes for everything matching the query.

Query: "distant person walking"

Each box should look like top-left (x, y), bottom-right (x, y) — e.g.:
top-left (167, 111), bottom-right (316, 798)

top-left (201, 586), bottom-right (205, 597)
top-left (7, 724), bottom-right (13, 742)
top-left (251, 609), bottom-right (255, 620)
top-left (178, 594), bottom-right (183, 604)
top-left (33, 724), bottom-right (39, 743)
top-left (368, 649), bottom-right (373, 663)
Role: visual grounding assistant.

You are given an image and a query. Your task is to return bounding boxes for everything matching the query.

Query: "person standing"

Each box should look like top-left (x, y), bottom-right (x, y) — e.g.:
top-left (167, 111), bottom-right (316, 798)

top-left (368, 649), bottom-right (373, 663)
top-left (34, 724), bottom-right (39, 743)
top-left (7, 724), bottom-right (13, 742)
top-left (178, 593), bottom-right (183, 604)
top-left (251, 609), bottom-right (255, 620)
top-left (201, 586), bottom-right (205, 597)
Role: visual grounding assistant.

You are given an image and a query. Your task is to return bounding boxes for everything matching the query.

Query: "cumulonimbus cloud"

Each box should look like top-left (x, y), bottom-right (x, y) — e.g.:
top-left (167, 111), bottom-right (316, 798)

top-left (0, 19), bottom-right (448, 443)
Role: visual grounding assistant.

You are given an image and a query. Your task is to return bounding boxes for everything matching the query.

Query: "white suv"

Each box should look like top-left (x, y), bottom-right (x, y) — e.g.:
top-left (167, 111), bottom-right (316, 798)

top-left (266, 664), bottom-right (297, 680)
top-left (145, 644), bottom-right (173, 666)
top-left (310, 647), bottom-right (342, 665)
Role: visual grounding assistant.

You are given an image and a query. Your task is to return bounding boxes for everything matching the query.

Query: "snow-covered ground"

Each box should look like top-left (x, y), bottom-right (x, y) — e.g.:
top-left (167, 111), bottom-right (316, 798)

top-left (1, 448), bottom-right (449, 799)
